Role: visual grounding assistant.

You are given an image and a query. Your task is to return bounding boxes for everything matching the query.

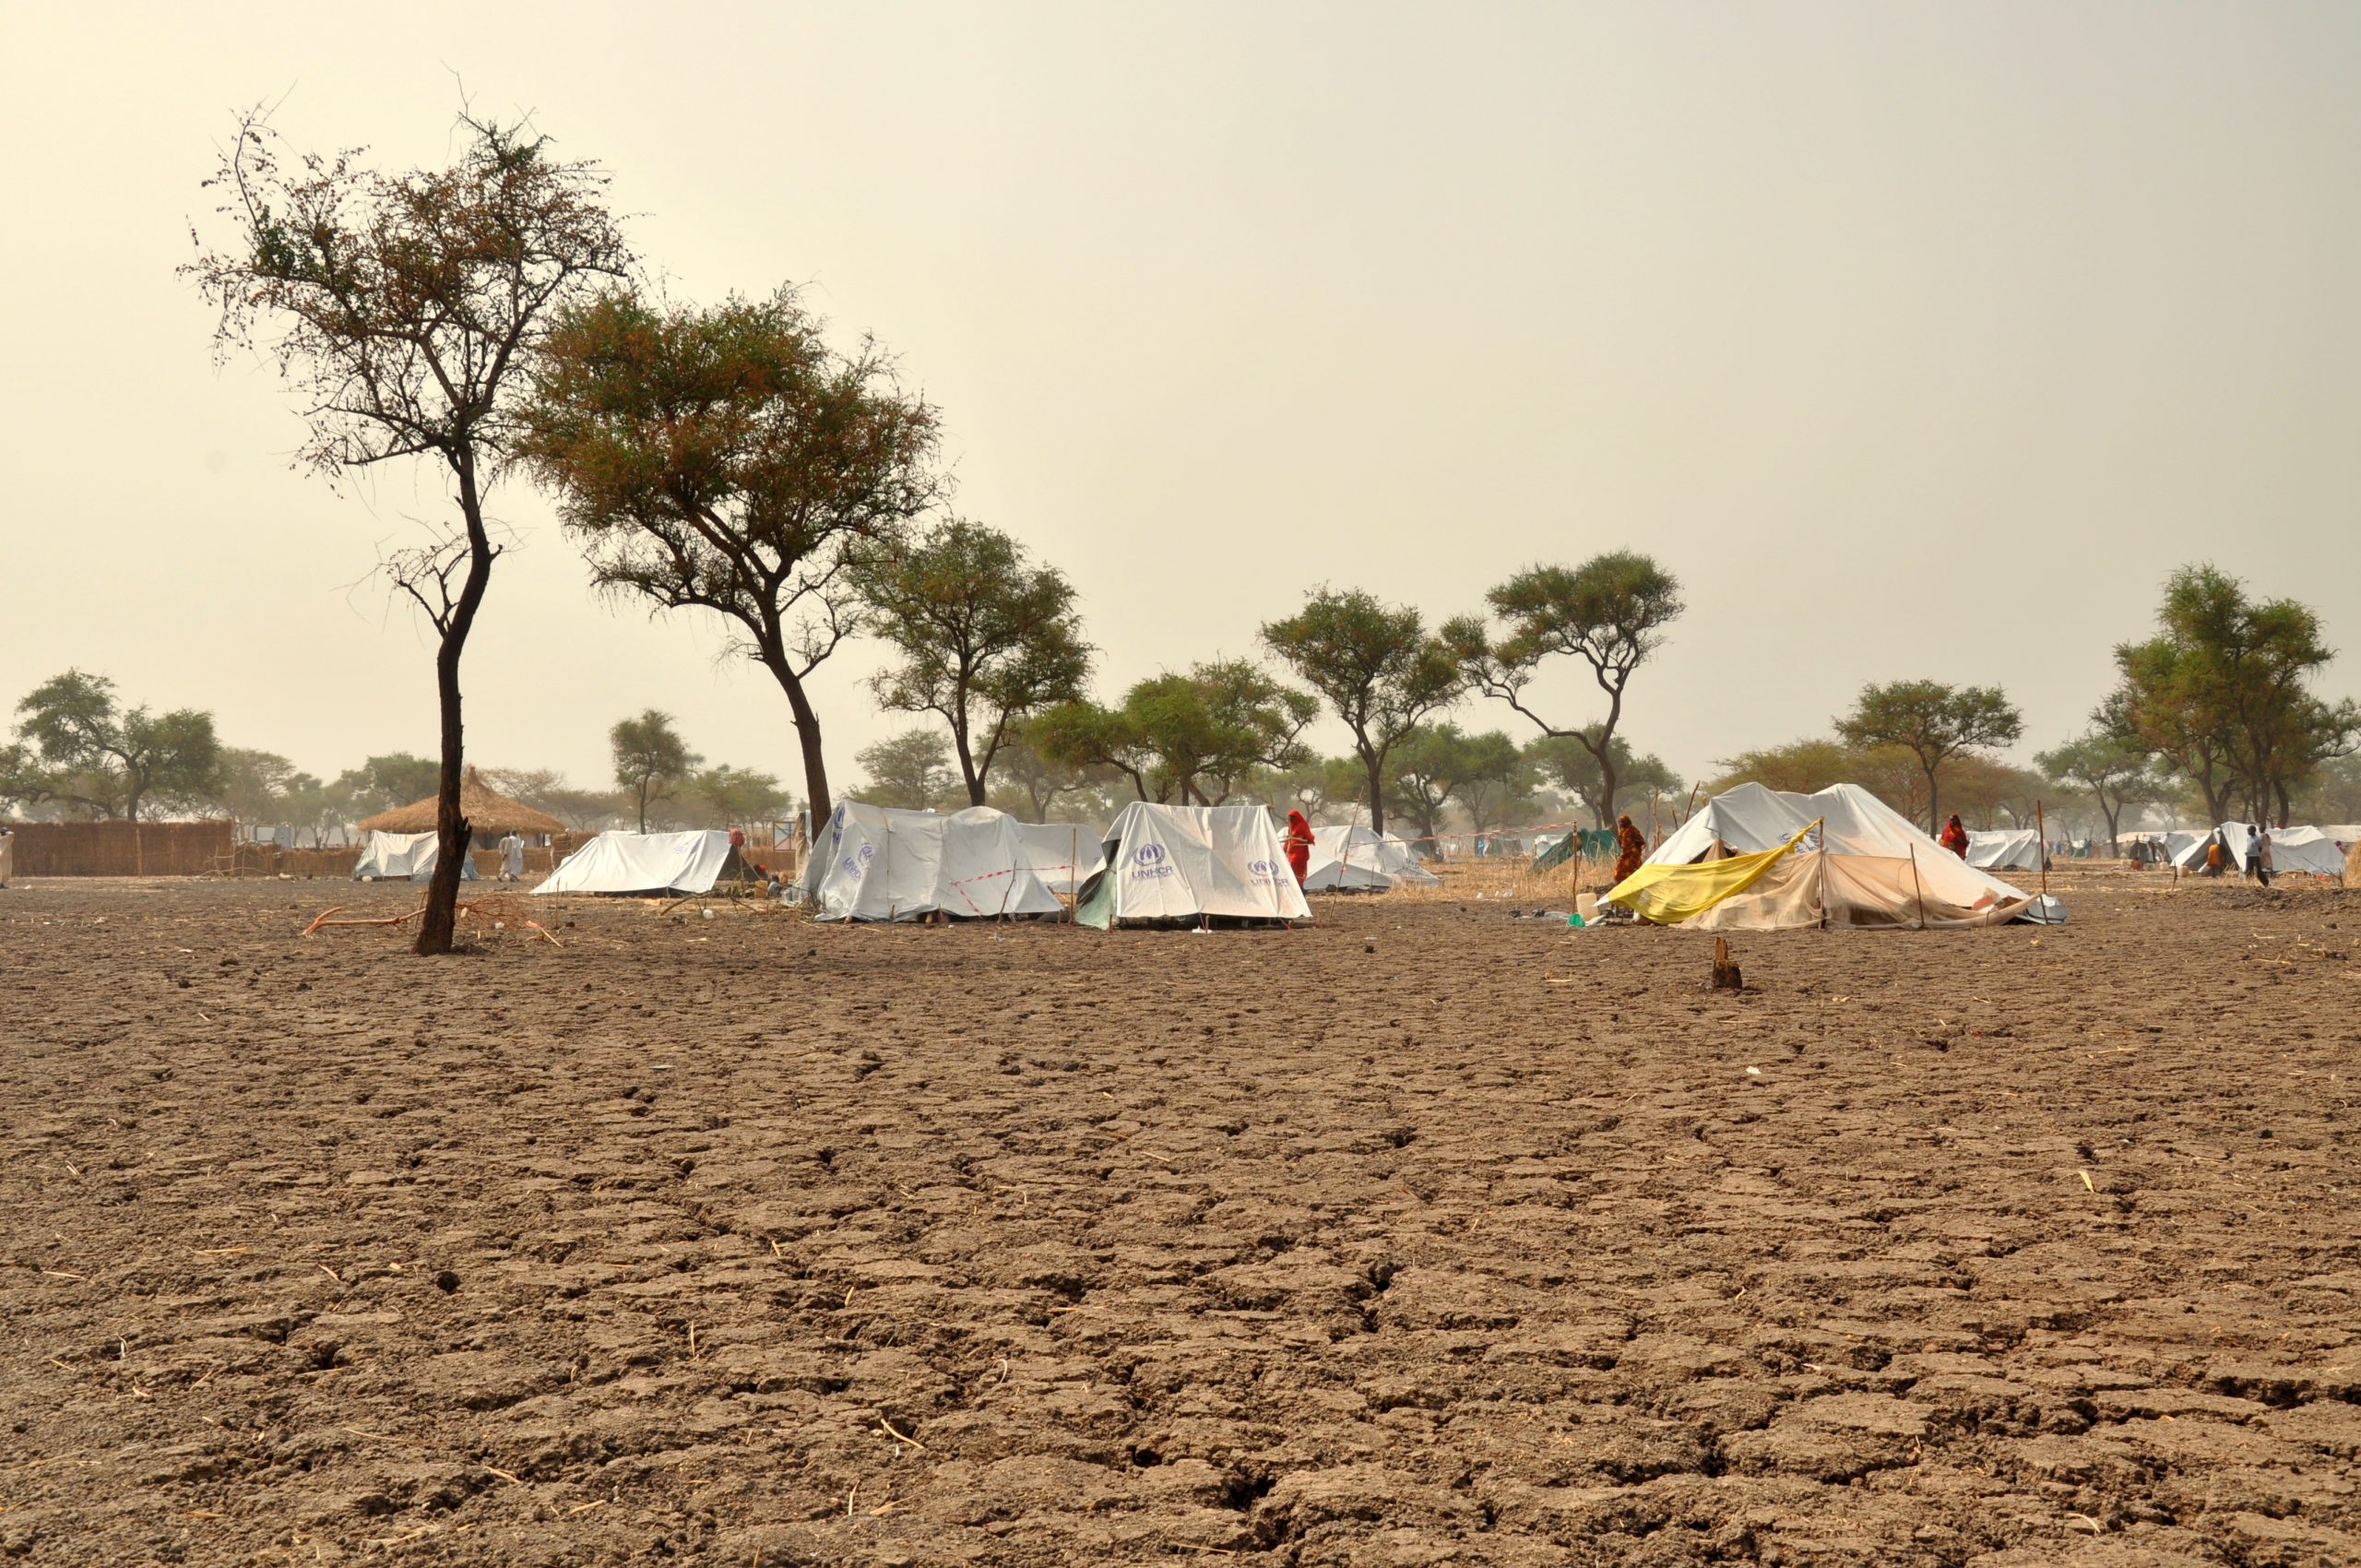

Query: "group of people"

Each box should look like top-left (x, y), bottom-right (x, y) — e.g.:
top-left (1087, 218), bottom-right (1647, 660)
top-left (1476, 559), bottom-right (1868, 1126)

top-left (2200, 825), bottom-right (2276, 885)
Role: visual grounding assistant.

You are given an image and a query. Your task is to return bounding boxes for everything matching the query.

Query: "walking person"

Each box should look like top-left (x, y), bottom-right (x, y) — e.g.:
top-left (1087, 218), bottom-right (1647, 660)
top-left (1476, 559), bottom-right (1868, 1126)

top-left (1283, 809), bottom-right (1315, 887)
top-left (1610, 814), bottom-right (1647, 886)
top-left (1938, 814), bottom-right (1970, 860)
top-left (2253, 826), bottom-right (2273, 888)
top-left (497, 830), bottom-right (525, 882)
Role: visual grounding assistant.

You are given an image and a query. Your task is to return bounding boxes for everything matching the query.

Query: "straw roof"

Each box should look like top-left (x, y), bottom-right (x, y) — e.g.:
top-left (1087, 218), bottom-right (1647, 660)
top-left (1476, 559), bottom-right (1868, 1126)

top-left (356, 766), bottom-right (565, 837)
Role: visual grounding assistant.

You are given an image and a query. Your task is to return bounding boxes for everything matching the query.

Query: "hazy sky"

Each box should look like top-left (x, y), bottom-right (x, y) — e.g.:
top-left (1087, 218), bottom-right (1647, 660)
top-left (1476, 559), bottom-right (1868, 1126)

top-left (5, 3), bottom-right (2356, 801)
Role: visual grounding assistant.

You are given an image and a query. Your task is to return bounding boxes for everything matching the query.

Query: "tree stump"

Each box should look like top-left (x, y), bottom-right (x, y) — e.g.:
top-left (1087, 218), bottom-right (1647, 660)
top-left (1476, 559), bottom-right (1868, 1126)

top-left (1710, 936), bottom-right (1743, 992)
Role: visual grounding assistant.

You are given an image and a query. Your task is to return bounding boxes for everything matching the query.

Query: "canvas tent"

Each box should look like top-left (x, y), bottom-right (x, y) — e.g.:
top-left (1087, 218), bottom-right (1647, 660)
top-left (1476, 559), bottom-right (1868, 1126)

top-left (1616, 782), bottom-right (2055, 929)
top-left (2174, 824), bottom-right (2355, 878)
top-left (1074, 802), bottom-right (1311, 928)
top-left (533, 829), bottom-right (734, 896)
top-left (802, 802), bottom-right (1063, 921)
top-left (1020, 822), bottom-right (1107, 897)
top-left (1966, 828), bottom-right (2044, 871)
top-left (352, 829), bottom-right (476, 882)
top-left (1304, 824), bottom-right (1442, 891)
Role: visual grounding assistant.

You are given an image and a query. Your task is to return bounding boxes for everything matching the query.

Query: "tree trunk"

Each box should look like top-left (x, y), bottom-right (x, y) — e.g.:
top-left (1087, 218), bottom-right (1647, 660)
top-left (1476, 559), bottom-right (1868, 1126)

top-left (414, 467), bottom-right (494, 958)
top-left (954, 722), bottom-right (986, 808)
top-left (768, 661), bottom-right (833, 832)
top-left (1924, 761), bottom-right (1941, 836)
top-left (2102, 798), bottom-right (2121, 859)
top-left (1361, 746), bottom-right (1386, 834)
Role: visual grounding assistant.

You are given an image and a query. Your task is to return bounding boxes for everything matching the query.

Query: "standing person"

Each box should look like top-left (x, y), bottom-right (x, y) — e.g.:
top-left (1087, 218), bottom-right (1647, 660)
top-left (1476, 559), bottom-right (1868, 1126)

top-left (1283, 809), bottom-right (1315, 887)
top-left (2253, 826), bottom-right (2273, 887)
top-left (0, 824), bottom-right (12, 889)
top-left (1939, 814), bottom-right (1970, 859)
top-left (1611, 814), bottom-right (1647, 886)
top-left (2203, 835), bottom-right (2227, 876)
top-left (497, 830), bottom-right (524, 882)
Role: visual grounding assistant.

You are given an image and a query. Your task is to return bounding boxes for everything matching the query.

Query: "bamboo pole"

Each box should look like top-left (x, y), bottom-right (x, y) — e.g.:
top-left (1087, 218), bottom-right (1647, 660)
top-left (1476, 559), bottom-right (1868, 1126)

top-left (2036, 801), bottom-right (2048, 897)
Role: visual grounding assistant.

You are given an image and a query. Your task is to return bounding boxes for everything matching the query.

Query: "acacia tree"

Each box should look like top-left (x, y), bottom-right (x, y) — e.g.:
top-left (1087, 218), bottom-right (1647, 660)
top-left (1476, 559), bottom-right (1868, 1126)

top-left (857, 519), bottom-right (1090, 806)
top-left (1525, 732), bottom-right (1679, 828)
top-left (1036, 659), bottom-right (1316, 804)
top-left (1385, 724), bottom-right (1523, 845)
top-left (2035, 731), bottom-right (2158, 857)
top-left (190, 111), bottom-right (631, 954)
top-left (1834, 680), bottom-right (2023, 834)
top-left (1445, 552), bottom-right (1682, 826)
top-left (524, 288), bottom-right (942, 831)
top-left (12, 671), bottom-right (222, 821)
top-left (1261, 588), bottom-right (1464, 834)
top-left (610, 710), bottom-right (700, 831)
top-left (855, 730), bottom-right (960, 811)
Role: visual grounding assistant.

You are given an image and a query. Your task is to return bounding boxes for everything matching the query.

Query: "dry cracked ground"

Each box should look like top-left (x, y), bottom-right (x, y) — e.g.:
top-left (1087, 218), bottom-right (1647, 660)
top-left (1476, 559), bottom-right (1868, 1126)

top-left (3, 869), bottom-right (2359, 1566)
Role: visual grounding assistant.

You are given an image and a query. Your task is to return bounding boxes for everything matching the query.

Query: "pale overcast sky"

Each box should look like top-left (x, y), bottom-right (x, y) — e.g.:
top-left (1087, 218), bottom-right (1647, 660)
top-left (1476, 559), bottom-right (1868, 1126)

top-left (3, 3), bottom-right (2356, 798)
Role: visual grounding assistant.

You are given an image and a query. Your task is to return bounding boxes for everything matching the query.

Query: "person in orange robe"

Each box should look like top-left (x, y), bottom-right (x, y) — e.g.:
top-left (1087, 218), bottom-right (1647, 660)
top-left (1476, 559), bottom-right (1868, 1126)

top-left (1283, 810), bottom-right (1315, 886)
top-left (1939, 814), bottom-right (1970, 859)
top-left (1611, 814), bottom-right (1647, 885)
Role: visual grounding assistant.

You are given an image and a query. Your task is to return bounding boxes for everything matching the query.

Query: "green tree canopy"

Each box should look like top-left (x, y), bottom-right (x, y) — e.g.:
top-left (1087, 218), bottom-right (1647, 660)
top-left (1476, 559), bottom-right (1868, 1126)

top-left (1034, 659), bottom-right (1316, 805)
top-left (11, 671), bottom-right (223, 821)
top-left (2102, 565), bottom-right (2359, 825)
top-left (1262, 588), bottom-right (1465, 834)
top-left (524, 285), bottom-right (943, 832)
top-left (1833, 680), bottom-right (2023, 833)
top-left (855, 729), bottom-right (962, 812)
top-left (2035, 731), bottom-right (2162, 856)
top-left (1524, 732), bottom-right (1679, 828)
top-left (858, 519), bottom-right (1090, 807)
top-left (610, 710), bottom-right (701, 831)
top-left (1446, 551), bottom-right (1682, 826)
top-left (687, 765), bottom-right (792, 826)
top-left (1385, 725), bottom-right (1525, 845)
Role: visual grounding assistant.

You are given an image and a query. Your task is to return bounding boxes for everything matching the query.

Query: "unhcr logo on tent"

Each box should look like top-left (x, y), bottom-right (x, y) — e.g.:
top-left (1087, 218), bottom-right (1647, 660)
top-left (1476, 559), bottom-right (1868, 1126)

top-left (843, 843), bottom-right (874, 880)
top-left (1247, 859), bottom-right (1279, 882)
top-left (1133, 842), bottom-right (1175, 879)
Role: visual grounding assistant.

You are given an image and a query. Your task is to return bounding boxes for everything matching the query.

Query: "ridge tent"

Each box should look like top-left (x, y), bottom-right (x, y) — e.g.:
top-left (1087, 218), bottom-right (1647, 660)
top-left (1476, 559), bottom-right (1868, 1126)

top-left (802, 802), bottom-right (1063, 921)
top-left (534, 830), bottom-right (735, 896)
top-left (1966, 829), bottom-right (2044, 871)
top-left (352, 830), bottom-right (476, 882)
top-left (1304, 824), bottom-right (1442, 891)
top-left (1074, 802), bottom-right (1311, 928)
top-left (1620, 782), bottom-right (2055, 928)
top-left (1020, 822), bottom-right (1107, 897)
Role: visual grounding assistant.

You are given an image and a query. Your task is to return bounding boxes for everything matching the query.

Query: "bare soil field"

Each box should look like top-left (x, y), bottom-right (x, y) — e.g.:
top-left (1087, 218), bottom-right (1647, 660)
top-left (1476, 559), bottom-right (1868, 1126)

top-left (4, 868), bottom-right (2359, 1567)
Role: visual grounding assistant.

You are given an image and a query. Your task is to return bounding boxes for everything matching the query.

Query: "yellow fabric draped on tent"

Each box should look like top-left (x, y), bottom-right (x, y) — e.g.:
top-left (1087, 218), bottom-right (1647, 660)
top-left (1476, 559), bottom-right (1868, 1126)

top-left (1603, 822), bottom-right (1818, 926)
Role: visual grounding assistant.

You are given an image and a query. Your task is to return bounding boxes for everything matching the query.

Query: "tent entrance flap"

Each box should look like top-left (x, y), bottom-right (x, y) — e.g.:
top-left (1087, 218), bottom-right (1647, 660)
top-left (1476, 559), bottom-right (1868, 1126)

top-left (1604, 824), bottom-right (1814, 925)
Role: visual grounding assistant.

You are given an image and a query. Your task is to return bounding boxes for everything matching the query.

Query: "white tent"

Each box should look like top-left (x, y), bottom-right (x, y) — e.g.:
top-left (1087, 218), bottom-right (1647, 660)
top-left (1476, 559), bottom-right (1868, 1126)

top-left (1074, 802), bottom-right (1311, 928)
top-left (1639, 782), bottom-right (2047, 926)
top-left (2174, 824), bottom-right (2355, 878)
top-left (1304, 824), bottom-right (1442, 891)
top-left (1020, 822), bottom-right (1107, 897)
top-left (352, 830), bottom-right (476, 882)
top-left (1966, 828), bottom-right (2044, 871)
top-left (535, 830), bottom-right (734, 896)
top-left (802, 802), bottom-right (1064, 921)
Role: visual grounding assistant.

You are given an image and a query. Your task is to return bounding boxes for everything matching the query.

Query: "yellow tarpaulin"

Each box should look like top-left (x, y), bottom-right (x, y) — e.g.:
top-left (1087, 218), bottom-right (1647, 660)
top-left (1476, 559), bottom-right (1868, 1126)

top-left (1603, 822), bottom-right (1818, 926)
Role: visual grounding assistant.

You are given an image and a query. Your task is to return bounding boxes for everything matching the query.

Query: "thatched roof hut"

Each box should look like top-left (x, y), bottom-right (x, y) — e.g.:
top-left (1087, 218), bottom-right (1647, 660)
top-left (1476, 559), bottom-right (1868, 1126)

top-left (356, 766), bottom-right (565, 837)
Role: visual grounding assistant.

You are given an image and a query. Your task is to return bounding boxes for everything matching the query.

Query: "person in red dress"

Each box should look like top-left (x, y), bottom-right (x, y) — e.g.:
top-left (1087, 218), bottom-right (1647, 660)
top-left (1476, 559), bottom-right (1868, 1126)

top-left (1283, 810), bottom-right (1315, 886)
top-left (1939, 814), bottom-right (1970, 859)
top-left (1611, 814), bottom-right (1647, 885)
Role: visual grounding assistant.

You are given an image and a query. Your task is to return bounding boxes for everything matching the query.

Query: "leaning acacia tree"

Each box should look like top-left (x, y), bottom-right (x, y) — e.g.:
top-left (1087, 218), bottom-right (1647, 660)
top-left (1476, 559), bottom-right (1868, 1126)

top-left (523, 287), bottom-right (942, 830)
top-left (188, 110), bottom-right (631, 954)
top-left (1445, 551), bottom-right (1683, 826)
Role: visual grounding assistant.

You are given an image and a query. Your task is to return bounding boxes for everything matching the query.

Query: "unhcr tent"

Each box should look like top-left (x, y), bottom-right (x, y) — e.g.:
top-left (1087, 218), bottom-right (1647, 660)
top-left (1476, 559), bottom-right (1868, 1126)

top-left (1967, 828), bottom-right (2044, 871)
top-left (1020, 822), bottom-right (1107, 896)
top-left (1074, 802), bottom-right (1311, 928)
top-left (535, 830), bottom-right (734, 896)
top-left (1304, 824), bottom-right (1442, 891)
top-left (803, 802), bottom-right (1063, 921)
top-left (2175, 824), bottom-right (2355, 877)
top-left (352, 830), bottom-right (476, 882)
top-left (1618, 783), bottom-right (2055, 928)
